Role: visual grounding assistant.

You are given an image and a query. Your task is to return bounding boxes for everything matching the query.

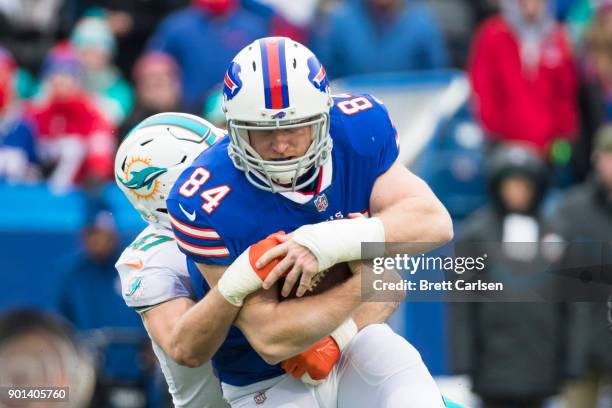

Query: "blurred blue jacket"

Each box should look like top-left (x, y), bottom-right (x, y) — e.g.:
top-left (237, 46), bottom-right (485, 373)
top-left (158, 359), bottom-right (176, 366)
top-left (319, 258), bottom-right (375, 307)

top-left (57, 251), bottom-right (147, 382)
top-left (148, 6), bottom-right (272, 113)
top-left (312, 0), bottom-right (449, 79)
top-left (0, 109), bottom-right (37, 163)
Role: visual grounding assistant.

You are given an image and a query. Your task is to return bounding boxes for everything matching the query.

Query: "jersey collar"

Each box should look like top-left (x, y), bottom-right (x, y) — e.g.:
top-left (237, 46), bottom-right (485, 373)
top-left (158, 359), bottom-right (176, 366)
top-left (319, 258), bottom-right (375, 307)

top-left (279, 156), bottom-right (333, 204)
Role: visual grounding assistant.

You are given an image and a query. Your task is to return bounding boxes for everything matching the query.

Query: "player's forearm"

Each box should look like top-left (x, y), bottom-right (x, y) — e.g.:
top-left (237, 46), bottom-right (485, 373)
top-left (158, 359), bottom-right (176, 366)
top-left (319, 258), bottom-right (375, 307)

top-left (170, 287), bottom-right (240, 367)
top-left (237, 275), bottom-right (362, 364)
top-left (351, 301), bottom-right (401, 331)
top-left (377, 195), bottom-right (453, 251)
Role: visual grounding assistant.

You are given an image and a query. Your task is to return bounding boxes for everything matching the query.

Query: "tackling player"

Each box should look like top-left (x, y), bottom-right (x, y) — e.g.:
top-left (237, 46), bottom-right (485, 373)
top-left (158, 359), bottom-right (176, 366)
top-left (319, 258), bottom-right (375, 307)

top-left (114, 113), bottom-right (229, 408)
top-left (167, 38), bottom-right (454, 407)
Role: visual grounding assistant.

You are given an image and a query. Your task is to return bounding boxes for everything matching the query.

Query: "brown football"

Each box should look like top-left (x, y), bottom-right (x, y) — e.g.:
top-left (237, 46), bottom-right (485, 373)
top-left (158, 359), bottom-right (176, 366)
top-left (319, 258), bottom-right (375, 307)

top-left (279, 262), bottom-right (353, 299)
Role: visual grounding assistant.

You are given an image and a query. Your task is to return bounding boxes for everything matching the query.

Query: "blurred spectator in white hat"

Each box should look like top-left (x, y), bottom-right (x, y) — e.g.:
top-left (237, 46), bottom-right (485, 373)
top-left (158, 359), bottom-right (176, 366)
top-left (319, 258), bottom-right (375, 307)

top-left (70, 16), bottom-right (133, 126)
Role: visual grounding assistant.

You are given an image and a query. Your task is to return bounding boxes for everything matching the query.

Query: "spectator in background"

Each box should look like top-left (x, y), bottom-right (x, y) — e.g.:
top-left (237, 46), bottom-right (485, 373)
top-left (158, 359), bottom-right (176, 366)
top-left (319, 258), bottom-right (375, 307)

top-left (148, 0), bottom-right (281, 113)
top-left (240, 0), bottom-right (310, 43)
top-left (570, 0), bottom-right (611, 181)
top-left (428, 0), bottom-right (477, 67)
top-left (70, 17), bottom-right (133, 126)
top-left (469, 0), bottom-right (579, 161)
top-left (119, 52), bottom-right (183, 139)
top-left (0, 0), bottom-right (72, 75)
top-left (312, 0), bottom-right (449, 79)
top-left (32, 45), bottom-right (115, 194)
top-left (550, 125), bottom-right (612, 408)
top-left (69, 0), bottom-right (188, 77)
top-left (0, 47), bottom-right (40, 184)
top-left (451, 145), bottom-right (567, 408)
top-left (583, 0), bottom-right (612, 120)
top-left (57, 209), bottom-right (152, 408)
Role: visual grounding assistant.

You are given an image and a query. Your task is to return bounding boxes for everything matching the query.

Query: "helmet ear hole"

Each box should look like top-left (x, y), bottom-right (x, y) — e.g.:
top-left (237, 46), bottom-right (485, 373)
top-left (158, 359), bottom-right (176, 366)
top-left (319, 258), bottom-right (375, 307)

top-left (293, 58), bottom-right (297, 69)
top-left (252, 61), bottom-right (257, 72)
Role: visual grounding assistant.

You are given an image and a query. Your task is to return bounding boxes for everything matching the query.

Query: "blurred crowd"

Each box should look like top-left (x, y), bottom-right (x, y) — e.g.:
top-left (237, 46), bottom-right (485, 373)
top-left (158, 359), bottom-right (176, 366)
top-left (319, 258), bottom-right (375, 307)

top-left (0, 0), bottom-right (609, 192)
top-left (0, 0), bottom-right (612, 407)
top-left (0, 0), bottom-right (609, 193)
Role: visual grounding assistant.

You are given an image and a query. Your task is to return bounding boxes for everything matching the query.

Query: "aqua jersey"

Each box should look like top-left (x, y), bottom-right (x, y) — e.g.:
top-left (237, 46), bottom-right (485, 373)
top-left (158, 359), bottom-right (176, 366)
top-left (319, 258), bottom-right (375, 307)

top-left (167, 94), bottom-right (399, 386)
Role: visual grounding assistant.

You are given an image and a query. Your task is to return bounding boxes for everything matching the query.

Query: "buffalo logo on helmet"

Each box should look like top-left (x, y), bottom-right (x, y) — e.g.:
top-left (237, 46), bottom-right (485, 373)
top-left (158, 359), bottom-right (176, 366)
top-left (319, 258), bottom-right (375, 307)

top-left (271, 111), bottom-right (286, 119)
top-left (307, 56), bottom-right (328, 93)
top-left (223, 61), bottom-right (243, 101)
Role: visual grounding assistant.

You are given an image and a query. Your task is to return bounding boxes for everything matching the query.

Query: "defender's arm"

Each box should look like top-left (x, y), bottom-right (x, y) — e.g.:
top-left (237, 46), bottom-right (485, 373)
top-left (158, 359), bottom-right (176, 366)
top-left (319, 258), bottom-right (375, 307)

top-left (141, 279), bottom-right (240, 368)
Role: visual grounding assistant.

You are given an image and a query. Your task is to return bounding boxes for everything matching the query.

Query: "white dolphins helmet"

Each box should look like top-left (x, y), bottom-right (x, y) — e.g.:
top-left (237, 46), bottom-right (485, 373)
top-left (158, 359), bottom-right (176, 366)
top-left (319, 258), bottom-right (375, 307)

top-left (115, 112), bottom-right (223, 229)
top-left (223, 37), bottom-right (333, 192)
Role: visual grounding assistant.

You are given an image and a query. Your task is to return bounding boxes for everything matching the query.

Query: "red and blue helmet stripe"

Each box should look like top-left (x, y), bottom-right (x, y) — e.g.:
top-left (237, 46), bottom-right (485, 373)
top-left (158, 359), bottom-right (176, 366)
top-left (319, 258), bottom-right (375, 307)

top-left (259, 38), bottom-right (290, 110)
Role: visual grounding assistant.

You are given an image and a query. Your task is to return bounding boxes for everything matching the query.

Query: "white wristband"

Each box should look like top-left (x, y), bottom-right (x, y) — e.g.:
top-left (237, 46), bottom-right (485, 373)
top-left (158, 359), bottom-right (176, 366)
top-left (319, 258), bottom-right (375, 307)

top-left (291, 217), bottom-right (385, 272)
top-left (217, 249), bottom-right (262, 307)
top-left (330, 318), bottom-right (358, 351)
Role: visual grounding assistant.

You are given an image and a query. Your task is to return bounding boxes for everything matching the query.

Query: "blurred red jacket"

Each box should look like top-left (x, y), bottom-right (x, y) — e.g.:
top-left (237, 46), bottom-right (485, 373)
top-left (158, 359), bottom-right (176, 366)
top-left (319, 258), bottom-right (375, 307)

top-left (31, 93), bottom-right (115, 183)
top-left (469, 16), bottom-right (578, 155)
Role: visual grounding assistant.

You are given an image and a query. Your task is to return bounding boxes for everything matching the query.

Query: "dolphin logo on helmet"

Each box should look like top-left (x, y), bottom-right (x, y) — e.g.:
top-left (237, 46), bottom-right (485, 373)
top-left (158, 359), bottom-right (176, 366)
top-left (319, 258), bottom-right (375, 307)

top-left (118, 166), bottom-right (168, 191)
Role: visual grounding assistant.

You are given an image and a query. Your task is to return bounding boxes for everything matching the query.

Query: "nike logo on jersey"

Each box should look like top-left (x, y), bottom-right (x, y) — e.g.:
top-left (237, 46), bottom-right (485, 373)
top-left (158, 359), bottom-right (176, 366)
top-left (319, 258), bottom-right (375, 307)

top-left (125, 259), bottom-right (143, 269)
top-left (179, 203), bottom-right (196, 222)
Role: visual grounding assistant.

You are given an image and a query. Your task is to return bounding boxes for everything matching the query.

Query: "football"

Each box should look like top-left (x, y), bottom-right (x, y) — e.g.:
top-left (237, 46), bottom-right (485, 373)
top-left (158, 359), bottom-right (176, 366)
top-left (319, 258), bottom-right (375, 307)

top-left (279, 262), bottom-right (353, 299)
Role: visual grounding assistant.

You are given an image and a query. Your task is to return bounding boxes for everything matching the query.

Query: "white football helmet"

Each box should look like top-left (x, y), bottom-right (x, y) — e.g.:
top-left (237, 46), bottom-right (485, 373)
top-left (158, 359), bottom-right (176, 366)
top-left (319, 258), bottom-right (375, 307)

top-left (223, 37), bottom-right (333, 192)
top-left (115, 112), bottom-right (223, 229)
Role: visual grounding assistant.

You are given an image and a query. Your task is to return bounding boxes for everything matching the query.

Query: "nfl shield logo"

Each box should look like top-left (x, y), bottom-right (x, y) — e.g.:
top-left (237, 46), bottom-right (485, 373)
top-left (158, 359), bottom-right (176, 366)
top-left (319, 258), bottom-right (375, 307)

top-left (254, 391), bottom-right (266, 405)
top-left (314, 193), bottom-right (328, 212)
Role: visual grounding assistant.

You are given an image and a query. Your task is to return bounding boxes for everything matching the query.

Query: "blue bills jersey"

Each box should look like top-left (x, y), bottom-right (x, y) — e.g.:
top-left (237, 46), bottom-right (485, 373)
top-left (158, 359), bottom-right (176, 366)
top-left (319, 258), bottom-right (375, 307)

top-left (167, 94), bottom-right (399, 386)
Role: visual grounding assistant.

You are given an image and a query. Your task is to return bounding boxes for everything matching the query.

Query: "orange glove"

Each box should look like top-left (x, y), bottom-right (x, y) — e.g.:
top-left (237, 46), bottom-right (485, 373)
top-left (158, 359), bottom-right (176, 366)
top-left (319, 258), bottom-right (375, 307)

top-left (281, 336), bottom-right (340, 383)
top-left (249, 231), bottom-right (286, 280)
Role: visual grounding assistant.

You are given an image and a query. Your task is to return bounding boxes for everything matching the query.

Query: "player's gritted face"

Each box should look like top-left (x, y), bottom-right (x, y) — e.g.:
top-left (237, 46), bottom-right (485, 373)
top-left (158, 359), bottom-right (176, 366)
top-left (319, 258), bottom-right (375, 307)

top-left (248, 125), bottom-right (313, 160)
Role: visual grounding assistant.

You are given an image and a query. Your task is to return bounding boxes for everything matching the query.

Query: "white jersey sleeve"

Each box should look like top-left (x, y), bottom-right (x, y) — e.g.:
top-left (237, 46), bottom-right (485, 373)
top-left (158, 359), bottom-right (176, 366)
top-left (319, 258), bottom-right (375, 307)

top-left (116, 225), bottom-right (195, 311)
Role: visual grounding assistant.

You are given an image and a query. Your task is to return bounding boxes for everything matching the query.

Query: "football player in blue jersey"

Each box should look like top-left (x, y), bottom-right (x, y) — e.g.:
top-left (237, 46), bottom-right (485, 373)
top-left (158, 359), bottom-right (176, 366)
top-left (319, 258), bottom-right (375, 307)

top-left (166, 37), bottom-right (453, 407)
